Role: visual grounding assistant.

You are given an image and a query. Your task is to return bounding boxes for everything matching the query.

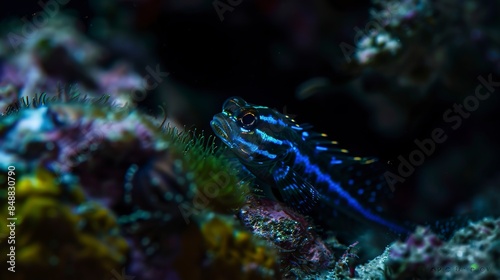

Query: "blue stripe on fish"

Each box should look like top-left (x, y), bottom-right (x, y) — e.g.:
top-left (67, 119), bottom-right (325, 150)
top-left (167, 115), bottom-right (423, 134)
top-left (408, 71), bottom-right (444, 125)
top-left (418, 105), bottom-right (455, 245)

top-left (234, 136), bottom-right (278, 159)
top-left (292, 148), bottom-right (408, 233)
top-left (255, 129), bottom-right (285, 145)
top-left (210, 96), bottom-right (409, 234)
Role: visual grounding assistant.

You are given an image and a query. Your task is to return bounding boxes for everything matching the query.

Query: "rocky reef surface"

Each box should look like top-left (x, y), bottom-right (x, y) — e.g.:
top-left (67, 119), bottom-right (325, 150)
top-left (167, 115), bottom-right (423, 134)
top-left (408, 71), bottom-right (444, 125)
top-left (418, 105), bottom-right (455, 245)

top-left (1, 2), bottom-right (499, 280)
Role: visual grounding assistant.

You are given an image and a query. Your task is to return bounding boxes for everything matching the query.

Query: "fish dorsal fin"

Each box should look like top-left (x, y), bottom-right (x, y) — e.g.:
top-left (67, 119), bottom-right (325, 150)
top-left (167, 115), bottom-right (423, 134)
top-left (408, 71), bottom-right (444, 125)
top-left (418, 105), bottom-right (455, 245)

top-left (290, 122), bottom-right (313, 131)
top-left (272, 162), bottom-right (320, 213)
top-left (295, 125), bottom-right (375, 167)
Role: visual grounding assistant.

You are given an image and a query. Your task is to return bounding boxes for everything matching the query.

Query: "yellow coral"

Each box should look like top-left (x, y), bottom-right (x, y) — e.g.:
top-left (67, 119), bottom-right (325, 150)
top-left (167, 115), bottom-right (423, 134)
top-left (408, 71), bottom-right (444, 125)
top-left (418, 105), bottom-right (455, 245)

top-left (0, 166), bottom-right (128, 280)
top-left (200, 216), bottom-right (279, 280)
top-left (15, 166), bottom-right (85, 203)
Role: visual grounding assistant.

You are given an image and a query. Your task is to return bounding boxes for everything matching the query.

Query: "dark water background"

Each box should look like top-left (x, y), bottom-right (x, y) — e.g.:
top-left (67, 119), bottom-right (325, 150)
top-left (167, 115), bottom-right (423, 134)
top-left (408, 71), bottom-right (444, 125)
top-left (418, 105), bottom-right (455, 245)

top-left (2, 0), bottom-right (499, 240)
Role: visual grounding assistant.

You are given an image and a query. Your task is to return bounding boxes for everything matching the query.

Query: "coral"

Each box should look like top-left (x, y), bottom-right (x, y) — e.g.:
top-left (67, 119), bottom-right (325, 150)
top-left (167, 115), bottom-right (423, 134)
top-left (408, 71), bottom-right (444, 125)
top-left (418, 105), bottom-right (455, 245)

top-left (306, 217), bottom-right (500, 279)
top-left (0, 93), bottom-right (162, 207)
top-left (0, 84), bottom-right (18, 114)
top-left (347, 246), bottom-right (390, 280)
top-left (120, 129), bottom-right (251, 270)
top-left (0, 2), bottom-right (498, 280)
top-left (1, 90), bottom-right (249, 212)
top-left (353, 0), bottom-right (432, 66)
top-left (305, 243), bottom-right (389, 280)
top-left (0, 89), bottom-right (254, 279)
top-left (0, 167), bottom-right (128, 280)
top-left (338, 0), bottom-right (500, 135)
top-left (198, 214), bottom-right (279, 280)
top-left (0, 14), bottom-right (152, 107)
top-left (385, 226), bottom-right (444, 279)
top-left (238, 196), bottom-right (334, 278)
top-left (159, 129), bottom-right (251, 214)
top-left (126, 214), bottom-right (280, 280)
top-left (385, 217), bottom-right (500, 279)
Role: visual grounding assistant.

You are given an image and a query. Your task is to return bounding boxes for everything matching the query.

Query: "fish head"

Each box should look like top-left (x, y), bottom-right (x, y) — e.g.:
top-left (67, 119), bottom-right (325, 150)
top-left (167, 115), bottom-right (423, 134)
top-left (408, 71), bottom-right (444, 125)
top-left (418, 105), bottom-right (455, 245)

top-left (211, 96), bottom-right (295, 165)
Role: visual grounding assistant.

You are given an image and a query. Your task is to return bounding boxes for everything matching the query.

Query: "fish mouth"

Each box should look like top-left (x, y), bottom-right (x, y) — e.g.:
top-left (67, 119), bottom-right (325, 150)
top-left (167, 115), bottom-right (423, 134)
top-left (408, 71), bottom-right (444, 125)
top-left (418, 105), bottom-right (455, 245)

top-left (210, 114), bottom-right (232, 147)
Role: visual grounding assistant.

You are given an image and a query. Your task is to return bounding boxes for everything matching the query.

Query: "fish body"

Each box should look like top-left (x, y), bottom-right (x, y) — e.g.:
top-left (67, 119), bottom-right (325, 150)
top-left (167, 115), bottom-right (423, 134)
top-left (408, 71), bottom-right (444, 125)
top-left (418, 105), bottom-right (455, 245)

top-left (210, 96), bottom-right (409, 234)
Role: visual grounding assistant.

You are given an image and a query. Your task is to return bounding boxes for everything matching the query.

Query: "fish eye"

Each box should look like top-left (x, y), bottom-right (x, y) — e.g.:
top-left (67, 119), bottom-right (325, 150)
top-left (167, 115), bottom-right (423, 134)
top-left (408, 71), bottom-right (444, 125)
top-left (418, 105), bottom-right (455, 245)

top-left (237, 110), bottom-right (258, 130)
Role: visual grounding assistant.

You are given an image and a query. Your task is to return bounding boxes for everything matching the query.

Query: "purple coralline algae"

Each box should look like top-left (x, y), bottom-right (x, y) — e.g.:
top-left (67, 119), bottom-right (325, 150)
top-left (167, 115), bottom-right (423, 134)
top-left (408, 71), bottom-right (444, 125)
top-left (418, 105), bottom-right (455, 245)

top-left (0, 93), bottom-right (267, 279)
top-left (385, 217), bottom-right (500, 279)
top-left (239, 196), bottom-right (335, 279)
top-left (1, 3), bottom-right (499, 280)
top-left (0, 99), bottom-right (160, 209)
top-left (302, 217), bottom-right (500, 279)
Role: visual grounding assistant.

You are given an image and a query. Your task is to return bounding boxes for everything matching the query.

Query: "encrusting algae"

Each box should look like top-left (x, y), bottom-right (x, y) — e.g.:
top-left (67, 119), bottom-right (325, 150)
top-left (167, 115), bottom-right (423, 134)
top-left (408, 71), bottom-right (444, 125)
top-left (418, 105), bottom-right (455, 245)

top-left (0, 166), bottom-right (128, 280)
top-left (2, 3), bottom-right (500, 279)
top-left (171, 215), bottom-right (280, 280)
top-left (0, 91), bottom-right (267, 279)
top-left (200, 215), bottom-right (279, 279)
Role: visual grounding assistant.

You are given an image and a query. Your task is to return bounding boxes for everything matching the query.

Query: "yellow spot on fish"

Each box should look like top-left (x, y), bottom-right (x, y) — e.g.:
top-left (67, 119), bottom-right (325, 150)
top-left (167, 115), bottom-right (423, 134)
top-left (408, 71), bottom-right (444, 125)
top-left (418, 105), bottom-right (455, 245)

top-left (320, 133), bottom-right (328, 137)
top-left (353, 157), bottom-right (362, 161)
top-left (341, 149), bottom-right (349, 153)
top-left (331, 141), bottom-right (338, 144)
top-left (364, 159), bottom-right (376, 164)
